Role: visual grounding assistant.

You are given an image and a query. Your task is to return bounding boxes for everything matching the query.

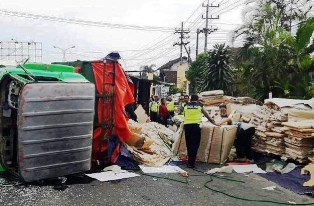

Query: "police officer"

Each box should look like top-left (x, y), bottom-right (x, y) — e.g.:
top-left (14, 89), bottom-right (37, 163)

top-left (166, 95), bottom-right (175, 117)
top-left (183, 94), bottom-right (213, 168)
top-left (179, 94), bottom-right (190, 115)
top-left (149, 95), bottom-right (160, 122)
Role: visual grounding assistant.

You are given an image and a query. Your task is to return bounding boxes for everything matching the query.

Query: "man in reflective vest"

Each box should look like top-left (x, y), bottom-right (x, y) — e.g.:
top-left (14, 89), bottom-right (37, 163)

top-left (149, 95), bottom-right (160, 122)
top-left (166, 95), bottom-right (175, 117)
top-left (179, 94), bottom-right (190, 115)
top-left (183, 94), bottom-right (213, 168)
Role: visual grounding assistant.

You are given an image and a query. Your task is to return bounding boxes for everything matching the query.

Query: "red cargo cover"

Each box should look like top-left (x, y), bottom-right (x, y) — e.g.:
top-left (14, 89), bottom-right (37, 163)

top-left (92, 61), bottom-right (134, 141)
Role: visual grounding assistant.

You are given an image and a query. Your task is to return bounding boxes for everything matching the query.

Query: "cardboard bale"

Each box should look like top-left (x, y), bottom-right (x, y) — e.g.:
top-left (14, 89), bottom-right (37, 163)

top-left (172, 123), bottom-right (237, 164)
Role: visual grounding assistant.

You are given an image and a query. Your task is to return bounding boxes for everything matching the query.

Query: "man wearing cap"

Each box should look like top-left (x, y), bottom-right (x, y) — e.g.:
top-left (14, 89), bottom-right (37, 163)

top-left (183, 94), bottom-right (214, 168)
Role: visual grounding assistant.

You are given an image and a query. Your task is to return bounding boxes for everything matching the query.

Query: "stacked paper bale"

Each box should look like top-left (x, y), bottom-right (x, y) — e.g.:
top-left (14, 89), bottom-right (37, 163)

top-left (199, 90), bottom-right (225, 106)
top-left (282, 120), bottom-right (314, 163)
top-left (250, 105), bottom-right (288, 156)
top-left (172, 122), bottom-right (237, 164)
top-left (229, 96), bottom-right (258, 105)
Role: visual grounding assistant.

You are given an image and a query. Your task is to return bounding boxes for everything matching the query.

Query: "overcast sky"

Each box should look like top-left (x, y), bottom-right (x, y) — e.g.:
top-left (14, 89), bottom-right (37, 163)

top-left (0, 0), bottom-right (245, 70)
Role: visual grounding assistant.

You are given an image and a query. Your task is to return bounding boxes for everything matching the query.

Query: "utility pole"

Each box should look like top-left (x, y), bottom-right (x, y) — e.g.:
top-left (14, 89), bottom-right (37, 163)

top-left (174, 22), bottom-right (190, 62)
top-left (196, 29), bottom-right (202, 58)
top-left (202, 0), bottom-right (219, 52)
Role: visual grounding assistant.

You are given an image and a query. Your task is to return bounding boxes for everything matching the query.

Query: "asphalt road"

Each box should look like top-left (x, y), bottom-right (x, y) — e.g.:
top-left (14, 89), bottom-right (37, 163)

top-left (0, 163), bottom-right (313, 206)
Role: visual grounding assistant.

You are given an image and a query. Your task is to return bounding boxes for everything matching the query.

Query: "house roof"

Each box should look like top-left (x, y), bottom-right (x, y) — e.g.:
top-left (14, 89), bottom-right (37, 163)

top-left (157, 56), bottom-right (187, 70)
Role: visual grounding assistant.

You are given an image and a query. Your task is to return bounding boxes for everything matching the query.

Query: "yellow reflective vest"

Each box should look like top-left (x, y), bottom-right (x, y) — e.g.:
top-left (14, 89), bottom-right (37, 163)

top-left (166, 100), bottom-right (175, 112)
top-left (150, 101), bottom-right (159, 112)
top-left (183, 102), bottom-right (202, 124)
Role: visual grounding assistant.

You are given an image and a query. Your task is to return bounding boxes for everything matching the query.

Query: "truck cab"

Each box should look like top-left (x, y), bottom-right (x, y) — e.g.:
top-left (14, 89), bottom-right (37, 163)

top-left (0, 64), bottom-right (95, 182)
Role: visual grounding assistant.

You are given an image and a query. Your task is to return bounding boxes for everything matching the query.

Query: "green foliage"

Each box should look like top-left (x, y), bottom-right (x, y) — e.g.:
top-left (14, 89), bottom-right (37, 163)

top-left (233, 0), bottom-right (314, 100)
top-left (201, 44), bottom-right (234, 95)
top-left (186, 53), bottom-right (209, 93)
top-left (187, 44), bottom-right (234, 95)
top-left (308, 82), bottom-right (314, 98)
top-left (169, 86), bottom-right (183, 95)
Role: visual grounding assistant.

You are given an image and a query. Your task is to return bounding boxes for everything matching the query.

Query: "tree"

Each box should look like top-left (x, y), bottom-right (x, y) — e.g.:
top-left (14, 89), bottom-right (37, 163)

top-left (233, 0), bottom-right (314, 99)
top-left (201, 44), bottom-right (234, 95)
top-left (186, 53), bottom-right (209, 93)
top-left (140, 64), bottom-right (155, 78)
top-left (169, 86), bottom-right (183, 95)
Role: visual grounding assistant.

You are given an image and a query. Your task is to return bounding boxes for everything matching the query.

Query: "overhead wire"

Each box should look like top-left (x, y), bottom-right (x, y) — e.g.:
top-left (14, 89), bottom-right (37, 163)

top-left (125, 0), bottom-right (247, 70)
top-left (123, 0), bottom-right (208, 68)
top-left (0, 9), bottom-right (174, 32)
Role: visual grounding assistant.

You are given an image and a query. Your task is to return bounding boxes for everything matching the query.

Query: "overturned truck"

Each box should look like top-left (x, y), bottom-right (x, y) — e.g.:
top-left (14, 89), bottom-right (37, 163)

top-left (0, 64), bottom-right (95, 182)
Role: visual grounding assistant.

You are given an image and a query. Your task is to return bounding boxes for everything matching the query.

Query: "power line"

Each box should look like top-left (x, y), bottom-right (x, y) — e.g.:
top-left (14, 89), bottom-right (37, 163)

top-left (124, 0), bottom-right (246, 69)
top-left (0, 9), bottom-right (174, 32)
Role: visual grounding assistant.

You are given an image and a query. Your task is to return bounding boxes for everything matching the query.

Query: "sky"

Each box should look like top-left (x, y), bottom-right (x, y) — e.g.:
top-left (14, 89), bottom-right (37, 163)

top-left (0, 0), bottom-right (245, 70)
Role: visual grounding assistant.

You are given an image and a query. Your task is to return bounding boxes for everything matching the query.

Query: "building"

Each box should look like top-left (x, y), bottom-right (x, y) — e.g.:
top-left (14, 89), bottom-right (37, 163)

top-left (158, 57), bottom-right (189, 91)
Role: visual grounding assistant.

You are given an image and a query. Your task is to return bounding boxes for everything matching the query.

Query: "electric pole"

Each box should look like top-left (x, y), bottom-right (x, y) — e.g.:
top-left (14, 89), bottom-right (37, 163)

top-left (196, 29), bottom-right (202, 58)
top-left (202, 0), bottom-right (219, 52)
top-left (174, 22), bottom-right (190, 62)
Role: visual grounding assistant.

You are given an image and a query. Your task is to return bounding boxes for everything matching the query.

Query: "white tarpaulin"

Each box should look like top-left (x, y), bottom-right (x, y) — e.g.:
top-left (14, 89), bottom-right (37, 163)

top-left (86, 171), bottom-right (140, 182)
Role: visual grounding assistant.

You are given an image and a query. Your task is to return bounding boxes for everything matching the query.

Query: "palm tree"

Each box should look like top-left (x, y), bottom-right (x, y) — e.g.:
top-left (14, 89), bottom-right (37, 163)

top-left (140, 64), bottom-right (156, 78)
top-left (232, 0), bottom-right (313, 99)
top-left (201, 44), bottom-right (234, 94)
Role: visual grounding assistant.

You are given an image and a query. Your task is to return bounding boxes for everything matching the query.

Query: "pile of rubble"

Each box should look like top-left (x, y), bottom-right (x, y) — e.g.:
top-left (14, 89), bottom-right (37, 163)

top-left (282, 121), bottom-right (314, 163)
top-left (127, 120), bottom-right (174, 166)
top-left (250, 105), bottom-right (288, 156)
top-left (199, 90), bottom-right (225, 106)
top-left (229, 96), bottom-right (259, 105)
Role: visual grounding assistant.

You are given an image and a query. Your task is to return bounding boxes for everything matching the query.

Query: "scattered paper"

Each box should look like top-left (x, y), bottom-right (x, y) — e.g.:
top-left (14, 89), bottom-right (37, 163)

top-left (231, 164), bottom-right (266, 174)
top-left (206, 166), bottom-right (233, 174)
top-left (262, 186), bottom-right (276, 191)
top-left (86, 171), bottom-right (139, 182)
top-left (280, 163), bottom-right (297, 174)
top-left (266, 162), bottom-right (297, 174)
top-left (103, 165), bottom-right (124, 173)
top-left (140, 165), bottom-right (186, 174)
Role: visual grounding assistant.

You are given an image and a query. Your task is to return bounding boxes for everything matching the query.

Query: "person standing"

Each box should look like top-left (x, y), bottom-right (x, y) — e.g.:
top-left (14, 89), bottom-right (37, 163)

top-left (183, 94), bottom-right (213, 168)
top-left (149, 95), bottom-right (160, 122)
top-left (166, 95), bottom-right (175, 117)
top-left (159, 98), bottom-right (171, 127)
top-left (216, 103), bottom-right (255, 162)
top-left (179, 94), bottom-right (190, 115)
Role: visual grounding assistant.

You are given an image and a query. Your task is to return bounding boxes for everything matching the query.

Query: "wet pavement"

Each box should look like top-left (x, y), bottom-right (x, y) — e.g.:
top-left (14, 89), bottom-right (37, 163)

top-left (0, 163), bottom-right (313, 206)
